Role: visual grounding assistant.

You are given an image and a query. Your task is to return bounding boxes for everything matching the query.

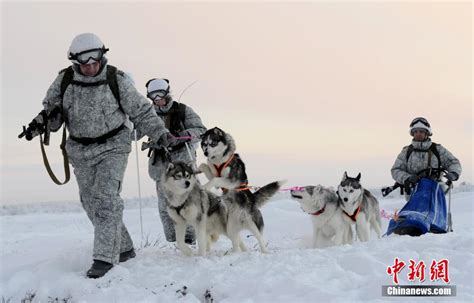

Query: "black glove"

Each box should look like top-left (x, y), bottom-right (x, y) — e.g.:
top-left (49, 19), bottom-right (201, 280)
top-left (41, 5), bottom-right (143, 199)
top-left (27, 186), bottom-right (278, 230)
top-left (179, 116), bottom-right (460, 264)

top-left (158, 132), bottom-right (177, 148)
top-left (18, 110), bottom-right (48, 141)
top-left (404, 174), bottom-right (418, 188)
top-left (445, 172), bottom-right (458, 182)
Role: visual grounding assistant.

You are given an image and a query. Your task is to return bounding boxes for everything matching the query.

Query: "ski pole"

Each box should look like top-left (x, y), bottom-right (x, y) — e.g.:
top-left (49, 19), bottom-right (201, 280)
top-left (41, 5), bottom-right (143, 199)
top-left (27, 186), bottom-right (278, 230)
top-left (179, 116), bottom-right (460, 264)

top-left (447, 182), bottom-right (453, 232)
top-left (134, 129), bottom-right (144, 248)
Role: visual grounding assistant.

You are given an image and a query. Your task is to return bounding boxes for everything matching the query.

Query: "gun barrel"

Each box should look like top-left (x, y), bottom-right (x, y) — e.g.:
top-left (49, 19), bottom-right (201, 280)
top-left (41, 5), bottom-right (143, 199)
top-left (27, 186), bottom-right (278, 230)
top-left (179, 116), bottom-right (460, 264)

top-left (18, 126), bottom-right (27, 139)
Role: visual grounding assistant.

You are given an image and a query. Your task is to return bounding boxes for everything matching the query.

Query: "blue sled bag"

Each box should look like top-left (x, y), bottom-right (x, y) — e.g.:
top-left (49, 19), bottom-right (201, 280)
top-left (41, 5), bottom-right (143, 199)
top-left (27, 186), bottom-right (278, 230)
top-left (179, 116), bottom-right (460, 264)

top-left (386, 178), bottom-right (447, 236)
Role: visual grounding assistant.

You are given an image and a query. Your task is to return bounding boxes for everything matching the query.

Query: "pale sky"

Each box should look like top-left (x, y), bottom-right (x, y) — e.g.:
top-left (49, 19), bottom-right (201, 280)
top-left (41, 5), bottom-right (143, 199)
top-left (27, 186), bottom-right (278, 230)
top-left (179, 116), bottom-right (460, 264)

top-left (1, 1), bottom-right (472, 204)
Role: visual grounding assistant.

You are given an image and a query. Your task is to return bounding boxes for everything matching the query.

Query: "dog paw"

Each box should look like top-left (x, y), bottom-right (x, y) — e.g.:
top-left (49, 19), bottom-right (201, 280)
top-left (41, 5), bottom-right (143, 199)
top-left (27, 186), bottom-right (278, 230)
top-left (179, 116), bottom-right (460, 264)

top-left (178, 245), bottom-right (193, 256)
top-left (203, 183), bottom-right (214, 191)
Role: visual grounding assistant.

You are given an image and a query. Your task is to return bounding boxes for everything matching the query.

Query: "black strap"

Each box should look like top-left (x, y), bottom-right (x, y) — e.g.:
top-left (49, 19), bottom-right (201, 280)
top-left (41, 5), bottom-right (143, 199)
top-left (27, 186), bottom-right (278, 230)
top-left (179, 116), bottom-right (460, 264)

top-left (156, 102), bottom-right (187, 135)
top-left (406, 142), bottom-right (441, 164)
top-left (60, 66), bottom-right (75, 98)
top-left (106, 66), bottom-right (122, 111)
top-left (60, 65), bottom-right (121, 110)
top-left (69, 124), bottom-right (125, 145)
top-left (406, 142), bottom-right (442, 178)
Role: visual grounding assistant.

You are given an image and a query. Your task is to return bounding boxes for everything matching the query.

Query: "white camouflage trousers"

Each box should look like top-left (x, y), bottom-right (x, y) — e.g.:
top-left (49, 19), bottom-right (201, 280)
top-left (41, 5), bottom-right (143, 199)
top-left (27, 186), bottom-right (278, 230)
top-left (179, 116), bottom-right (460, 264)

top-left (74, 153), bottom-right (133, 264)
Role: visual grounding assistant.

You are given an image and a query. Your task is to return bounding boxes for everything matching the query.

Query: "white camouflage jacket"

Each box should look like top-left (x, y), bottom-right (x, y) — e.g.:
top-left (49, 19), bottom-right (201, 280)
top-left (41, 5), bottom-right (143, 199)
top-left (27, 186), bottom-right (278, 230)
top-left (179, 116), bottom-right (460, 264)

top-left (42, 61), bottom-right (168, 167)
top-left (391, 139), bottom-right (462, 184)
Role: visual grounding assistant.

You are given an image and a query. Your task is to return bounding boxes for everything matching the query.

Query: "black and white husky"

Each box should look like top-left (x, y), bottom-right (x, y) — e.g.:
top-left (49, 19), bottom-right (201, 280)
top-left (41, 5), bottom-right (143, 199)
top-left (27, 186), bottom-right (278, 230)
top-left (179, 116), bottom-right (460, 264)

top-left (161, 162), bottom-right (229, 256)
top-left (162, 162), bottom-right (282, 255)
top-left (290, 185), bottom-right (353, 248)
top-left (337, 172), bottom-right (382, 242)
top-left (199, 127), bottom-right (248, 192)
top-left (198, 127), bottom-right (284, 253)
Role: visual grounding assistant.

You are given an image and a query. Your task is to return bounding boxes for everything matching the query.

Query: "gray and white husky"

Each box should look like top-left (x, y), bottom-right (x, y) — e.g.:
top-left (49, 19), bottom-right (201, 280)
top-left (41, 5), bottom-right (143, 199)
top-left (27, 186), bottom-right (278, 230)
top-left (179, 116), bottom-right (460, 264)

top-left (290, 185), bottom-right (353, 248)
top-left (198, 127), bottom-right (284, 253)
top-left (161, 162), bottom-right (282, 255)
top-left (161, 162), bottom-right (226, 256)
top-left (337, 172), bottom-right (382, 242)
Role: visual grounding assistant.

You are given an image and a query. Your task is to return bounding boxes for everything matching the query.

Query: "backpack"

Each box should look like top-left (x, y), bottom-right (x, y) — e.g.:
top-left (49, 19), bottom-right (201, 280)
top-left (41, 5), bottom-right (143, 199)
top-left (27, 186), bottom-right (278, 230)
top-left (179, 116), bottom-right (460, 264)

top-left (155, 102), bottom-right (187, 135)
top-left (43, 65), bottom-right (123, 185)
top-left (59, 65), bottom-right (122, 111)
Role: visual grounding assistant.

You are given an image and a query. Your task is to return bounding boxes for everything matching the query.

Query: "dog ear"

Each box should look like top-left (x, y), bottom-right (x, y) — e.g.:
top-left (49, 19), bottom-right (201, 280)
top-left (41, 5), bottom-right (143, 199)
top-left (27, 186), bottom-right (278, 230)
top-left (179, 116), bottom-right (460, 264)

top-left (342, 171), bottom-right (348, 181)
top-left (166, 163), bottom-right (174, 173)
top-left (356, 173), bottom-right (361, 181)
top-left (214, 127), bottom-right (224, 135)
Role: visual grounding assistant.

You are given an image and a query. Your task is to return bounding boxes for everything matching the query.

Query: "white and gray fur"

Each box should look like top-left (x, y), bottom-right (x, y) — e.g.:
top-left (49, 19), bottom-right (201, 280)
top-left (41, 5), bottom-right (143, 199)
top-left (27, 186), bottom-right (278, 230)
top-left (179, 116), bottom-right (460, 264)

top-left (290, 185), bottom-right (353, 248)
top-left (337, 172), bottom-right (382, 242)
top-left (198, 127), bottom-right (284, 253)
top-left (221, 181), bottom-right (284, 253)
top-left (161, 162), bottom-right (248, 256)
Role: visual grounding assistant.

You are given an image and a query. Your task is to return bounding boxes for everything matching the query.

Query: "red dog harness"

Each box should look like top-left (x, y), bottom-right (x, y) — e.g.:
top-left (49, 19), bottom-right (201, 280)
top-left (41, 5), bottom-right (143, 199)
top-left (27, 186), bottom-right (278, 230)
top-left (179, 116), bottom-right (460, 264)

top-left (213, 154), bottom-right (249, 193)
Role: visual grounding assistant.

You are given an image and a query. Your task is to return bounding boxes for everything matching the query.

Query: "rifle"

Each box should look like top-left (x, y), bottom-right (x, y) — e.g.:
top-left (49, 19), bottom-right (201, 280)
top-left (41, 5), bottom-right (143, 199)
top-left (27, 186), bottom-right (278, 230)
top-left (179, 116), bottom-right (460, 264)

top-left (381, 182), bottom-right (406, 197)
top-left (18, 109), bottom-right (69, 185)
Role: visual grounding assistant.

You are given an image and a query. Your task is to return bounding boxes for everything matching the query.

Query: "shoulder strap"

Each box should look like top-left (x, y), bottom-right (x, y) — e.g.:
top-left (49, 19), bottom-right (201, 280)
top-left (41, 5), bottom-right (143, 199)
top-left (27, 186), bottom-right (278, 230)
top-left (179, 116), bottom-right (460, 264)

top-left (177, 103), bottom-right (187, 122)
top-left (430, 142), bottom-right (441, 170)
top-left (60, 66), bottom-right (74, 98)
top-left (59, 65), bottom-right (122, 111)
top-left (39, 126), bottom-right (70, 185)
top-left (406, 145), bottom-right (414, 161)
top-left (106, 65), bottom-right (122, 111)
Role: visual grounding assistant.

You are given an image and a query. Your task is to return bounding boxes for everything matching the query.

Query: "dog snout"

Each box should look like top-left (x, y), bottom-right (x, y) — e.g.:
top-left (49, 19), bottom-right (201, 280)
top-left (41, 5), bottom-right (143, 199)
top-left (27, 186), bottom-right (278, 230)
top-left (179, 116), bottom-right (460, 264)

top-left (204, 151), bottom-right (208, 157)
top-left (343, 197), bottom-right (348, 202)
top-left (185, 181), bottom-right (190, 188)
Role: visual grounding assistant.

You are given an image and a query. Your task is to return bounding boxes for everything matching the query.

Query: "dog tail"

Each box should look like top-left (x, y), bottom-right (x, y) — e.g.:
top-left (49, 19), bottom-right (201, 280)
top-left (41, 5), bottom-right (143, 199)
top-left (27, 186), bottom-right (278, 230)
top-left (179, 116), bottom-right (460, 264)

top-left (254, 180), bottom-right (286, 208)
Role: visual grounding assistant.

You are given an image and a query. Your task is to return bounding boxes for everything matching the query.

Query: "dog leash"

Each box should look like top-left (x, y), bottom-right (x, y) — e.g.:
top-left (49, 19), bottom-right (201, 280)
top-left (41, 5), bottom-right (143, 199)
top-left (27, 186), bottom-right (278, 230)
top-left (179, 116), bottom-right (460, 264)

top-left (380, 208), bottom-right (399, 220)
top-left (280, 186), bottom-right (305, 192)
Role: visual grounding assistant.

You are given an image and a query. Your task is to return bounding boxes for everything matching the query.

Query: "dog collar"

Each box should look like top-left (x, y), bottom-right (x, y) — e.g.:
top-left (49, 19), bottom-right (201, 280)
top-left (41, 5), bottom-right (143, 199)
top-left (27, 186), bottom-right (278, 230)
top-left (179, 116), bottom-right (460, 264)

top-left (310, 204), bottom-right (326, 216)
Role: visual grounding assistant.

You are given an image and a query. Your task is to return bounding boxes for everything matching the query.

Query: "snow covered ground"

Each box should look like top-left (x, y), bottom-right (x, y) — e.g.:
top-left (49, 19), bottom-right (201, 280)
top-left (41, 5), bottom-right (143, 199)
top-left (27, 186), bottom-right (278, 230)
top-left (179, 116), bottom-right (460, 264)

top-left (1, 187), bottom-right (473, 302)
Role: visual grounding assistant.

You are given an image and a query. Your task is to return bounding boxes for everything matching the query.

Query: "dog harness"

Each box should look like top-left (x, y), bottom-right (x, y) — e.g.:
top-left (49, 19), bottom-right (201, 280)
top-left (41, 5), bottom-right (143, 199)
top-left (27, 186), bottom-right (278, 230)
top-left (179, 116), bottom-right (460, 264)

top-left (343, 205), bottom-right (362, 222)
top-left (213, 153), bottom-right (250, 193)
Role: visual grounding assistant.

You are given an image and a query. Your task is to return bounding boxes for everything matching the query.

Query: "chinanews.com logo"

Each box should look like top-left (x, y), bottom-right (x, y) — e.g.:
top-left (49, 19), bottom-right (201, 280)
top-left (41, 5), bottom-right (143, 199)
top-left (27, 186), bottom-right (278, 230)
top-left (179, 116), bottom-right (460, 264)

top-left (382, 258), bottom-right (456, 297)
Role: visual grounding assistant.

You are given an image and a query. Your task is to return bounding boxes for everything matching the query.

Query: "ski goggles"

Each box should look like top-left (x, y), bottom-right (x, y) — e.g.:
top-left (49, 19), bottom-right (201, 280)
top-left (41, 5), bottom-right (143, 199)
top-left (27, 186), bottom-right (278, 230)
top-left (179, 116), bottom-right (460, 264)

top-left (69, 47), bottom-right (108, 65)
top-left (410, 117), bottom-right (430, 128)
top-left (147, 89), bottom-right (169, 100)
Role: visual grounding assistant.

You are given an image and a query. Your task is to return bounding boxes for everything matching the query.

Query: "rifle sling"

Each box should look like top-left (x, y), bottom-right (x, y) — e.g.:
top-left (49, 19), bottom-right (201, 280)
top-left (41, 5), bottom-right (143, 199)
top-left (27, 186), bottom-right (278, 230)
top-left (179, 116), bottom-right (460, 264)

top-left (39, 126), bottom-right (70, 185)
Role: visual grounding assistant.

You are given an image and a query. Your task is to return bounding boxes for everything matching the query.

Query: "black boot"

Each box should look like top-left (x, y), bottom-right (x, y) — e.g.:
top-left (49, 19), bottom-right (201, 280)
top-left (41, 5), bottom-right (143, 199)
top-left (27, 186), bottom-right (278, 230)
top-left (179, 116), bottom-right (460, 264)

top-left (86, 260), bottom-right (113, 279)
top-left (119, 248), bottom-right (136, 263)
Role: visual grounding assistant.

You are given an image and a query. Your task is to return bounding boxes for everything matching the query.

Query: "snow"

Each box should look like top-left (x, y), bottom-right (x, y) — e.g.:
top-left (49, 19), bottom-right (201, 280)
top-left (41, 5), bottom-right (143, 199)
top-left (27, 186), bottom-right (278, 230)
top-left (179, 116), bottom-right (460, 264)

top-left (1, 188), bottom-right (473, 302)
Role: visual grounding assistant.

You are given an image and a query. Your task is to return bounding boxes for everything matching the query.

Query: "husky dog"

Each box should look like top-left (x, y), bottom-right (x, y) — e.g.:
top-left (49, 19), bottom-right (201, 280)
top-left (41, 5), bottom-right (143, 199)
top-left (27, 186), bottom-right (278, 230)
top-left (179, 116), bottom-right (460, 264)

top-left (337, 172), bottom-right (382, 242)
top-left (198, 127), bottom-right (248, 192)
top-left (290, 185), bottom-right (353, 248)
top-left (220, 181), bottom-right (284, 253)
top-left (198, 127), bottom-right (284, 253)
top-left (161, 162), bottom-right (234, 256)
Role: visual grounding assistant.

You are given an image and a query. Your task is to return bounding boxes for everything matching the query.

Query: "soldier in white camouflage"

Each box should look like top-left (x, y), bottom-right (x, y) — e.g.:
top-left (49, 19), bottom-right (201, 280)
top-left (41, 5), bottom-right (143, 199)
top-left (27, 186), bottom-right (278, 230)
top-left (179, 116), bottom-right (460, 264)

top-left (391, 117), bottom-right (462, 200)
top-left (21, 33), bottom-right (177, 278)
top-left (140, 78), bottom-right (206, 243)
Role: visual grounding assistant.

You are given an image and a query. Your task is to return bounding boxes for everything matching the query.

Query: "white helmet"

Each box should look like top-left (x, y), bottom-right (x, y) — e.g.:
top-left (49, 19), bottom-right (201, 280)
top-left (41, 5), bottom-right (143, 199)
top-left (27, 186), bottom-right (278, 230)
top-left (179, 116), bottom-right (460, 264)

top-left (67, 33), bottom-right (108, 65)
top-left (409, 117), bottom-right (432, 136)
top-left (145, 78), bottom-right (170, 100)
